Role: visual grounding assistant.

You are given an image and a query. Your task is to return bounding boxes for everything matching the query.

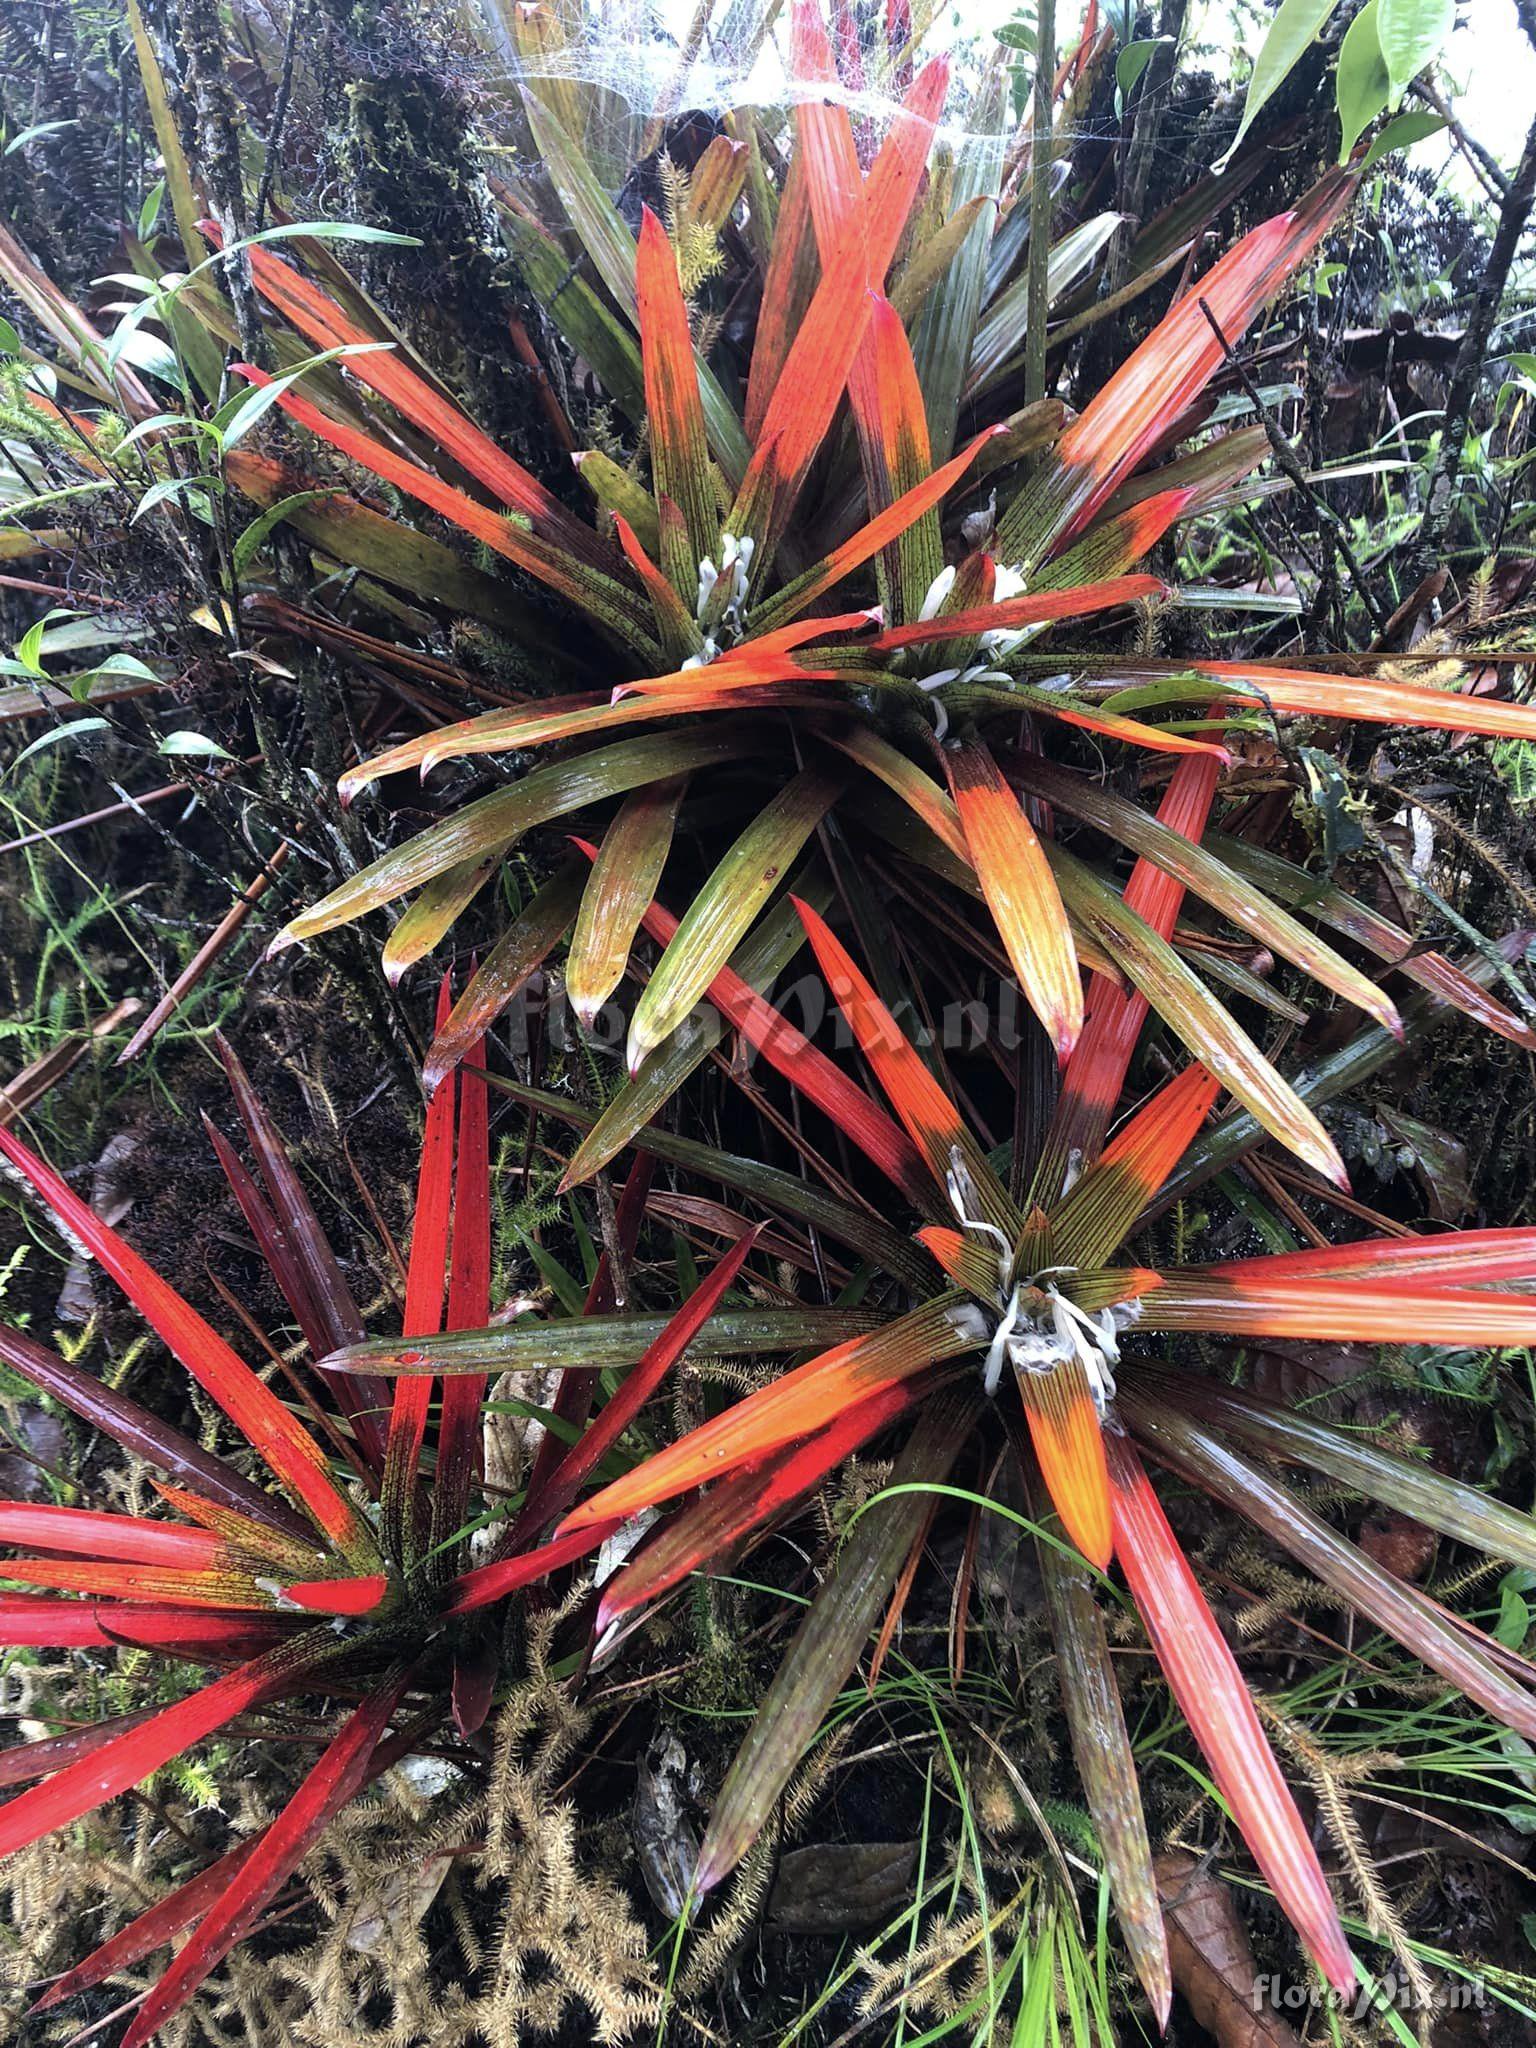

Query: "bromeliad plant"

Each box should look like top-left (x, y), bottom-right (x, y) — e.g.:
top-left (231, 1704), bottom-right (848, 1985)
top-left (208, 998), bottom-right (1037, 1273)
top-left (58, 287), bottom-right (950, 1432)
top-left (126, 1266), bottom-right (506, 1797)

top-left (570, 896), bottom-right (1536, 2016)
top-left (0, 1007), bottom-right (828, 2041)
top-left (76, 0), bottom-right (1533, 1142)
top-left (311, 763), bottom-right (1536, 2021)
top-left (8, 4), bottom-right (1536, 1156)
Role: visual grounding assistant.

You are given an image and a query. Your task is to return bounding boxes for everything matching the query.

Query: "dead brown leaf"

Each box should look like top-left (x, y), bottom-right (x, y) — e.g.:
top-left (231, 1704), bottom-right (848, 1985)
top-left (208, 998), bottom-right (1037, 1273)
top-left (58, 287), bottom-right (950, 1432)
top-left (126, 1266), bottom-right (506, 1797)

top-left (1155, 1850), bottom-right (1306, 2048)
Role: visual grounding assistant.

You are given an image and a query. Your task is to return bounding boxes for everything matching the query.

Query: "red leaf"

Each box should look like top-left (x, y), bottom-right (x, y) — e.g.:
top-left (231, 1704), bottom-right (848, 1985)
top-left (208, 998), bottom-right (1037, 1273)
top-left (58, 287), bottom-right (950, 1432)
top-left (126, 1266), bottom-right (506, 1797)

top-left (0, 1559), bottom-right (270, 1608)
top-left (0, 1503), bottom-right (224, 1568)
top-left (1034, 754), bottom-right (1221, 1201)
top-left (1105, 1432), bottom-right (1353, 1993)
top-left (564, 865), bottom-right (930, 1204)
top-left (31, 1835), bottom-right (260, 2014)
top-left (531, 1227), bottom-right (764, 1532)
top-left (0, 1325), bottom-right (305, 1540)
top-left (1197, 659), bottom-right (1536, 744)
top-left (442, 1517), bottom-right (619, 1616)
top-left (215, 1039), bottom-right (383, 1473)
top-left (792, 895), bottom-right (1014, 1230)
top-left (280, 1574), bottom-right (389, 1615)
top-left (0, 1125), bottom-right (369, 1557)
top-left (1136, 1270), bottom-right (1536, 1347)
top-left (382, 974), bottom-right (456, 1560)
top-left (1209, 1226), bottom-right (1536, 1286)
top-left (0, 1595), bottom-right (287, 1651)
top-left (0, 1631), bottom-right (325, 1860)
top-left (432, 1041), bottom-right (493, 1561)
top-left (1038, 175), bottom-right (1355, 551)
top-left (118, 1671), bottom-right (411, 2048)
top-left (221, 231), bottom-right (611, 569)
top-left (233, 369), bottom-right (652, 654)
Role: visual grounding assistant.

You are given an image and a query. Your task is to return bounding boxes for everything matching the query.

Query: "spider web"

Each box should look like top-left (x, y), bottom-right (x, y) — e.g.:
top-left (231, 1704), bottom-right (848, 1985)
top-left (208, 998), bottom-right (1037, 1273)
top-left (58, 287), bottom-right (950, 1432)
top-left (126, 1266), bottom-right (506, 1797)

top-left (469, 0), bottom-right (1028, 165)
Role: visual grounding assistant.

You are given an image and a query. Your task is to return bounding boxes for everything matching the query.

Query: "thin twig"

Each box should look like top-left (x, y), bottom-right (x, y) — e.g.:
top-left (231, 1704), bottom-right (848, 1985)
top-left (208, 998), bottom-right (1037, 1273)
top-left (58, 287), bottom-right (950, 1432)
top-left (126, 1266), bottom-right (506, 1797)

top-left (1197, 296), bottom-right (1388, 632)
top-left (1411, 104), bottom-right (1536, 584)
top-left (116, 841), bottom-right (291, 1063)
top-left (253, 0), bottom-right (305, 234)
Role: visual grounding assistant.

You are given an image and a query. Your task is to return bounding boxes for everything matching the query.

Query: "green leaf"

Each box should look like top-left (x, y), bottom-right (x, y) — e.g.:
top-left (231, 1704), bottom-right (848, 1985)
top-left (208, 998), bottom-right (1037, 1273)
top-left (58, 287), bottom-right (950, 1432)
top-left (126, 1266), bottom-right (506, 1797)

top-left (694, 1388), bottom-right (981, 1892)
top-left (276, 726), bottom-right (757, 945)
top-left (15, 613), bottom-right (60, 678)
top-left (626, 770), bottom-right (842, 1071)
top-left (1115, 36), bottom-right (1169, 115)
top-left (4, 119), bottom-right (77, 154)
top-left (157, 730), bottom-right (234, 761)
top-left (1218, 0), bottom-right (1341, 171)
top-left (214, 342), bottom-right (392, 454)
top-left (1496, 1571), bottom-right (1535, 1649)
top-left (482, 1069), bottom-right (930, 1289)
top-left (1336, 0), bottom-right (1394, 161)
top-left (137, 178), bottom-right (166, 241)
top-left (6, 716), bottom-right (111, 774)
top-left (1036, 1487), bottom-right (1170, 2022)
top-left (92, 653), bottom-right (160, 681)
top-left (1377, 0), bottom-right (1454, 94)
top-left (131, 474), bottom-right (217, 523)
top-left (73, 653), bottom-right (160, 703)
top-left (1047, 846), bottom-right (1349, 1187)
top-left (1131, 1365), bottom-right (1536, 1576)
top-left (322, 1306), bottom-right (874, 1378)
top-left (1012, 755), bottom-right (1399, 1035)
top-left (0, 314), bottom-right (18, 356)
top-left (231, 489), bottom-right (327, 574)
top-left (1359, 107), bottom-right (1445, 170)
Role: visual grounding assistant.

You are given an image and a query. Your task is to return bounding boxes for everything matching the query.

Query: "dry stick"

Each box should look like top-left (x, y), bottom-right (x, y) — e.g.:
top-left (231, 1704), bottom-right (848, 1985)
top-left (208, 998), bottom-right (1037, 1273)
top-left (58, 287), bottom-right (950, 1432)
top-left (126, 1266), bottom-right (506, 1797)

top-left (252, 0), bottom-right (306, 234)
top-left (116, 842), bottom-right (291, 1064)
top-left (0, 1000), bottom-right (142, 1126)
top-left (1196, 295), bottom-right (1389, 634)
top-left (506, 312), bottom-right (578, 455)
top-left (1408, 78), bottom-right (1507, 204)
top-left (0, 757), bottom-right (264, 858)
top-left (640, 0), bottom-right (718, 161)
top-left (1107, 0), bottom-right (1187, 290)
top-left (1411, 102), bottom-right (1536, 587)
top-left (179, 0), bottom-right (265, 365)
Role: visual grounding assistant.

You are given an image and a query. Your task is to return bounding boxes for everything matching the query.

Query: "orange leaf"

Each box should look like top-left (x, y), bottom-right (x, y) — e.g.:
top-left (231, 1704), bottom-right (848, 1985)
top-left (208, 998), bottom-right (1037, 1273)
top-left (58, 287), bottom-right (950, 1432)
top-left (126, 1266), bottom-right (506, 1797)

top-left (560, 1295), bottom-right (979, 1531)
top-left (867, 573), bottom-right (1163, 650)
top-left (1033, 754), bottom-right (1221, 1202)
top-left (636, 207), bottom-right (717, 586)
top-left (1049, 1063), bottom-right (1220, 1267)
top-left (943, 740), bottom-right (1083, 1063)
top-left (1017, 1354), bottom-right (1113, 1570)
top-left (793, 895), bottom-right (1017, 1232)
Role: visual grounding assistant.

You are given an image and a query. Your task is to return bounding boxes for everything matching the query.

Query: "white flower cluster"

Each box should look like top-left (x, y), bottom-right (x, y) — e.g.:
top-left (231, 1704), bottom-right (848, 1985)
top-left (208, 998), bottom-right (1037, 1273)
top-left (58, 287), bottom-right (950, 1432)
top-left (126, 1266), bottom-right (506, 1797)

top-left (682, 531), bottom-right (756, 668)
top-left (909, 562), bottom-right (1032, 739)
top-left (944, 1148), bottom-right (1137, 1409)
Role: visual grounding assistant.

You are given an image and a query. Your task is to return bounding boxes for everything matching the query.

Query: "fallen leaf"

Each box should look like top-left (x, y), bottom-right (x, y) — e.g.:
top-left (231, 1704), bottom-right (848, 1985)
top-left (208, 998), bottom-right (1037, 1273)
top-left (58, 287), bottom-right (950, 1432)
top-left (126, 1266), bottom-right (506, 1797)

top-left (1358, 1510), bottom-right (1437, 1582)
top-left (633, 1731), bottom-right (702, 1919)
top-left (1155, 1850), bottom-right (1306, 2048)
top-left (344, 1853), bottom-right (452, 1954)
top-left (766, 1841), bottom-right (920, 1934)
